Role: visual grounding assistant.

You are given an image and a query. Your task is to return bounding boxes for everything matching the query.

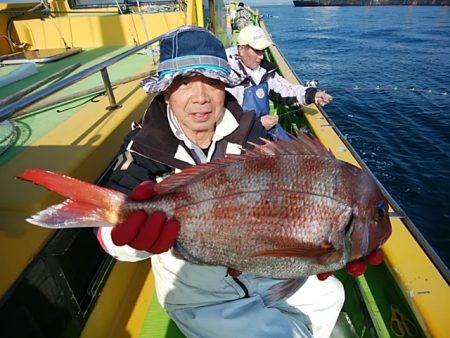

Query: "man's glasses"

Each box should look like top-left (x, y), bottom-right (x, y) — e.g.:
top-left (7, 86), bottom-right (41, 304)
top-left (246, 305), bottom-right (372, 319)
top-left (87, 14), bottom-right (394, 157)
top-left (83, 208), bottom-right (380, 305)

top-left (248, 46), bottom-right (265, 55)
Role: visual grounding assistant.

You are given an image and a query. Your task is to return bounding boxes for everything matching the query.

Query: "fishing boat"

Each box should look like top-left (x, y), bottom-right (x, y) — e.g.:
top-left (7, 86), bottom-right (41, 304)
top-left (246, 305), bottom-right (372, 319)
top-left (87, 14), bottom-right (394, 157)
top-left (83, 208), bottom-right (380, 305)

top-left (0, 0), bottom-right (448, 337)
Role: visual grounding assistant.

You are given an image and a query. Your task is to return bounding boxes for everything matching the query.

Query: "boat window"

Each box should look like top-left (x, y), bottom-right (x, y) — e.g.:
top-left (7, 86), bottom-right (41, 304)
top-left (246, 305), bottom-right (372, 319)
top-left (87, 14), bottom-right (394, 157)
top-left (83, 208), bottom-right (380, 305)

top-left (0, 228), bottom-right (114, 337)
top-left (0, 0), bottom-right (41, 3)
top-left (68, 0), bottom-right (179, 10)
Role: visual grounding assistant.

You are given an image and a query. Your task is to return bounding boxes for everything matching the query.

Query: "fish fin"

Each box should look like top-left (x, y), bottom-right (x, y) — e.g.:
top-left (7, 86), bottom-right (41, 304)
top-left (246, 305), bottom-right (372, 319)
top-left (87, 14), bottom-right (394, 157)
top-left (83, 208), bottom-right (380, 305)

top-left (247, 131), bottom-right (335, 158)
top-left (250, 246), bottom-right (332, 258)
top-left (171, 244), bottom-right (187, 260)
top-left (154, 162), bottom-right (224, 194)
top-left (155, 154), bottom-right (259, 194)
top-left (265, 278), bottom-right (307, 306)
top-left (26, 199), bottom-right (116, 228)
top-left (171, 242), bottom-right (195, 261)
top-left (17, 169), bottom-right (127, 228)
top-left (154, 132), bottom-right (333, 195)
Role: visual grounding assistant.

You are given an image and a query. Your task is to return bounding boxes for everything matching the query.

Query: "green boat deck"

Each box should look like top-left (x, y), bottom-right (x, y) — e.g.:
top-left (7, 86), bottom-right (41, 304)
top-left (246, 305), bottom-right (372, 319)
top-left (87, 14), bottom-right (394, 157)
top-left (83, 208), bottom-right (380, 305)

top-left (0, 46), bottom-right (155, 164)
top-left (138, 265), bottom-right (426, 338)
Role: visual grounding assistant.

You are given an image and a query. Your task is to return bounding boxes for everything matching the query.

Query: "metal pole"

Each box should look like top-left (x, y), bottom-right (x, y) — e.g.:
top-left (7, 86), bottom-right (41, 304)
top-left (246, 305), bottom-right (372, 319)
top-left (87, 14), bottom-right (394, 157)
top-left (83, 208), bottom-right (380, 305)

top-left (13, 70), bottom-right (155, 117)
top-left (100, 68), bottom-right (120, 110)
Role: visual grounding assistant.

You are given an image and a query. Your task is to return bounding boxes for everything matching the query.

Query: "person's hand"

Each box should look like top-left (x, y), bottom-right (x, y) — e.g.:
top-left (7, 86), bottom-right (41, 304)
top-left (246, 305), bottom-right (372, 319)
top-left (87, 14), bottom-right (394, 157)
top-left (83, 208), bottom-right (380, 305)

top-left (314, 91), bottom-right (333, 106)
top-left (317, 248), bottom-right (385, 281)
top-left (260, 115), bottom-right (279, 130)
top-left (111, 180), bottom-right (180, 254)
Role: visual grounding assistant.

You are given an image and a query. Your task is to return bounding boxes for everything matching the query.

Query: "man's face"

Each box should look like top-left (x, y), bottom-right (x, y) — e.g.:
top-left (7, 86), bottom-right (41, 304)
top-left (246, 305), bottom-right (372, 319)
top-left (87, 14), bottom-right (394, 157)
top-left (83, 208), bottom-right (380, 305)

top-left (166, 75), bottom-right (226, 135)
top-left (238, 45), bottom-right (265, 70)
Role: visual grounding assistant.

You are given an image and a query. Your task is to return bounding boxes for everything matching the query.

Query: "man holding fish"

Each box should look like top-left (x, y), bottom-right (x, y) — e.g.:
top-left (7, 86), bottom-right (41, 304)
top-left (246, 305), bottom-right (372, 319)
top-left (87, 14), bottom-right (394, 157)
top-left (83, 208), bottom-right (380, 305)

top-left (20, 26), bottom-right (391, 338)
top-left (99, 26), bottom-right (346, 338)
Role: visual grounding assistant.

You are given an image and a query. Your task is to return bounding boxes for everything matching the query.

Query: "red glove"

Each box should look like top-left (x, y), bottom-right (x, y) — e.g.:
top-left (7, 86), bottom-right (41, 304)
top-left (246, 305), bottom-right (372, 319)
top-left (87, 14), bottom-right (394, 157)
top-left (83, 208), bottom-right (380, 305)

top-left (317, 248), bottom-right (385, 280)
top-left (111, 180), bottom-right (180, 254)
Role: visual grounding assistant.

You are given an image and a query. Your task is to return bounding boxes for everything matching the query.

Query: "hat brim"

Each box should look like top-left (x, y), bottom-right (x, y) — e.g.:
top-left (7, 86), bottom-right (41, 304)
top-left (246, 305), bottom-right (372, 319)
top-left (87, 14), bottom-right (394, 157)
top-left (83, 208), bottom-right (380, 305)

top-left (141, 69), bottom-right (243, 94)
top-left (248, 40), bottom-right (274, 51)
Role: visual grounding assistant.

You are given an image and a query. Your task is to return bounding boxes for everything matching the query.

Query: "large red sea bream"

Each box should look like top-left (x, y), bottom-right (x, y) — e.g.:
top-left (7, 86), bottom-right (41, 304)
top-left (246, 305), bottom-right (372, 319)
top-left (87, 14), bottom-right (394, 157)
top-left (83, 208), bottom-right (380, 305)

top-left (18, 134), bottom-right (391, 285)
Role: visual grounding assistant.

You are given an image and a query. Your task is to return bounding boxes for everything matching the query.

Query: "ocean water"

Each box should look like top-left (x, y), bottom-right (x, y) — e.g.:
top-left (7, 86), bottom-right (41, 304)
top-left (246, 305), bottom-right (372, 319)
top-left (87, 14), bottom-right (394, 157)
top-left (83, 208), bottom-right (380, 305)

top-left (260, 5), bottom-right (450, 269)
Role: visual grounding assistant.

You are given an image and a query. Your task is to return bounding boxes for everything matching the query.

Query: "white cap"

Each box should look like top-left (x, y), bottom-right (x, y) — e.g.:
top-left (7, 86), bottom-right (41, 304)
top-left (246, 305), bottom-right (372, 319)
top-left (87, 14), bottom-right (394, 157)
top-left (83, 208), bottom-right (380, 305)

top-left (237, 26), bottom-right (274, 50)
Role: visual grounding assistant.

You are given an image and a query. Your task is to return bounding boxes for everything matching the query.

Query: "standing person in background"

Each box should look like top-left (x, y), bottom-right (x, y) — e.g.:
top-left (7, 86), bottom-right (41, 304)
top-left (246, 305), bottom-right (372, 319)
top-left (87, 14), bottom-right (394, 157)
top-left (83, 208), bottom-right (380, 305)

top-left (232, 2), bottom-right (252, 31)
top-left (97, 25), bottom-right (345, 338)
top-left (226, 25), bottom-right (333, 141)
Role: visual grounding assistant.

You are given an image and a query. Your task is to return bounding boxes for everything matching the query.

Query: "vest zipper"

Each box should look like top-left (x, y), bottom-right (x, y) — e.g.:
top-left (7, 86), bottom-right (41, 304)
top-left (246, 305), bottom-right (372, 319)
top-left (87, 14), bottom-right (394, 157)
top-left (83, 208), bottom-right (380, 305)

top-left (232, 277), bottom-right (249, 298)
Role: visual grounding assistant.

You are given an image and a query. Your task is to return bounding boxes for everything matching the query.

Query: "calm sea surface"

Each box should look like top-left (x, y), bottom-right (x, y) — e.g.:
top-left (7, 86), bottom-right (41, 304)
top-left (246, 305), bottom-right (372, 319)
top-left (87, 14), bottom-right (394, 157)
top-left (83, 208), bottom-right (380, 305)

top-left (260, 5), bottom-right (450, 268)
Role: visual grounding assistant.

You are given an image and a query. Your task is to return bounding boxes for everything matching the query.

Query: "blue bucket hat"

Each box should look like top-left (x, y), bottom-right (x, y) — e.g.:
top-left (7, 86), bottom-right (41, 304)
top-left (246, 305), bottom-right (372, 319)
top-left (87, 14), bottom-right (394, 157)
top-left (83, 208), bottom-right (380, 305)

top-left (142, 26), bottom-right (241, 94)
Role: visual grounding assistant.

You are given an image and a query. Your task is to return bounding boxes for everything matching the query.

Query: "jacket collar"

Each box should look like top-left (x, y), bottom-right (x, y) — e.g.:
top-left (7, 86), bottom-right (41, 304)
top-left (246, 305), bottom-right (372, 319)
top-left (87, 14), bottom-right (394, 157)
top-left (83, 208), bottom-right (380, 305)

top-left (166, 104), bottom-right (240, 149)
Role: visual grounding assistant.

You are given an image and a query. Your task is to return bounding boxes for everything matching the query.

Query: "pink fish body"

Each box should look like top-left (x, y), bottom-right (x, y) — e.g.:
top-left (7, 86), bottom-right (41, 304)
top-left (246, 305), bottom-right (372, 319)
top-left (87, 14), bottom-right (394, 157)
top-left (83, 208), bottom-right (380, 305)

top-left (18, 134), bottom-right (392, 279)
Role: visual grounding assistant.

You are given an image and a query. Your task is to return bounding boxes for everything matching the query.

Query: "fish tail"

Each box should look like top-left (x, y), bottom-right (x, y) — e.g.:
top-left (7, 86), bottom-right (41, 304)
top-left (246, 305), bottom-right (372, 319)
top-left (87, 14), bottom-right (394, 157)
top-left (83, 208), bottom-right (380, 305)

top-left (264, 278), bottom-right (307, 306)
top-left (17, 169), bottom-right (128, 229)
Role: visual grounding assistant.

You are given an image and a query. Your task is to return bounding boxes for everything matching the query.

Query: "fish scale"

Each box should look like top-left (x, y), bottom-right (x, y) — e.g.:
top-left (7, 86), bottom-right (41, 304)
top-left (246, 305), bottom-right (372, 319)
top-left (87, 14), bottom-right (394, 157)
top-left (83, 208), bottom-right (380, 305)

top-left (18, 134), bottom-right (392, 282)
top-left (167, 190), bottom-right (353, 277)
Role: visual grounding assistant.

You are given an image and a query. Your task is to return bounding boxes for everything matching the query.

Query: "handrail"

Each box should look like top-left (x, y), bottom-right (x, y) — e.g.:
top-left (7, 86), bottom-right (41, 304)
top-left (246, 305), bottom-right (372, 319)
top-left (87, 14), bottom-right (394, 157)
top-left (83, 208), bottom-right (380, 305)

top-left (0, 34), bottom-right (163, 122)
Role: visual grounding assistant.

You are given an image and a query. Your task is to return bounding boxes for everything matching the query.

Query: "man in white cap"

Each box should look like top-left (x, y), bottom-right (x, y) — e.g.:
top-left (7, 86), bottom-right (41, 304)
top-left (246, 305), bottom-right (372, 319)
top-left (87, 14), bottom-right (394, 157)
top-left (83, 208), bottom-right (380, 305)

top-left (98, 26), bottom-right (345, 338)
top-left (227, 25), bottom-right (333, 141)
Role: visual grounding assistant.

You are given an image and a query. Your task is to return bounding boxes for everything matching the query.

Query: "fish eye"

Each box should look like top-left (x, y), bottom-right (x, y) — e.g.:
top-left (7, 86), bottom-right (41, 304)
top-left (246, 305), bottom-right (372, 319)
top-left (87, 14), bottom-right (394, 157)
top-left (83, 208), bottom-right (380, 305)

top-left (375, 201), bottom-right (386, 219)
